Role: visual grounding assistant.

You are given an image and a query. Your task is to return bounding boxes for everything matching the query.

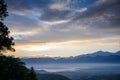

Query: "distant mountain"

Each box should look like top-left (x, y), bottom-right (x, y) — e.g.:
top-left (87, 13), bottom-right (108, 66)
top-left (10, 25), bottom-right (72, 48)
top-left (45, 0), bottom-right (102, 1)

top-left (83, 51), bottom-right (114, 56)
top-left (21, 51), bottom-right (120, 63)
top-left (22, 57), bottom-right (56, 64)
top-left (75, 51), bottom-right (120, 58)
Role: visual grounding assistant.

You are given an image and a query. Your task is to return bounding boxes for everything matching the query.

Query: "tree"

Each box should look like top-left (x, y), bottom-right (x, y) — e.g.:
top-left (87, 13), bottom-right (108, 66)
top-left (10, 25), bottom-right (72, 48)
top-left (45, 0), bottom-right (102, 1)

top-left (0, 0), bottom-right (38, 80)
top-left (0, 0), bottom-right (15, 53)
top-left (26, 67), bottom-right (38, 80)
top-left (0, 54), bottom-right (29, 80)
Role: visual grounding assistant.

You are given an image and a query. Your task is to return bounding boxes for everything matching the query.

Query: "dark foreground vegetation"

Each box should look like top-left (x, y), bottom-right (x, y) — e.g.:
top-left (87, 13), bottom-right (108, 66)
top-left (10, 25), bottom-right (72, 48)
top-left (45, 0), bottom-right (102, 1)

top-left (0, 54), bottom-right (37, 80)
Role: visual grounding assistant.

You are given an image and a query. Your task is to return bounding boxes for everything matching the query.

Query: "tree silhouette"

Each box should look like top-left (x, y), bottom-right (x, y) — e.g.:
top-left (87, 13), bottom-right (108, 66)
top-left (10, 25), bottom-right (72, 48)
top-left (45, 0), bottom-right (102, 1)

top-left (0, 54), bottom-right (29, 80)
top-left (0, 0), bottom-right (38, 80)
top-left (0, 0), bottom-right (15, 53)
top-left (26, 67), bottom-right (38, 80)
top-left (0, 54), bottom-right (38, 80)
top-left (0, 0), bottom-right (8, 20)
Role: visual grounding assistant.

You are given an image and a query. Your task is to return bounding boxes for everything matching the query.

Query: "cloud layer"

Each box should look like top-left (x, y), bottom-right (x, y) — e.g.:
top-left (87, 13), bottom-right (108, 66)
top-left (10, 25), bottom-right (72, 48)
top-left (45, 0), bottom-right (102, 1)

top-left (4, 0), bottom-right (120, 57)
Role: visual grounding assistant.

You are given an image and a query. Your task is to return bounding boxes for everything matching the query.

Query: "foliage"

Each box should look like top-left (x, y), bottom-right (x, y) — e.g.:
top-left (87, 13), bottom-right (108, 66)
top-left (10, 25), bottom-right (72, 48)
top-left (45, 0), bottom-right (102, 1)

top-left (0, 0), bottom-right (8, 20)
top-left (0, 54), bottom-right (37, 80)
top-left (0, 0), bottom-right (38, 80)
top-left (0, 0), bottom-right (15, 53)
top-left (26, 67), bottom-right (38, 80)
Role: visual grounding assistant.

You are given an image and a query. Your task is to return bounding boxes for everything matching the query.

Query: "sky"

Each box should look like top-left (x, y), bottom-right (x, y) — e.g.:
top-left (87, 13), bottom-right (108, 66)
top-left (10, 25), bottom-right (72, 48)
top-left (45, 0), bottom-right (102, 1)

top-left (4, 0), bottom-right (120, 57)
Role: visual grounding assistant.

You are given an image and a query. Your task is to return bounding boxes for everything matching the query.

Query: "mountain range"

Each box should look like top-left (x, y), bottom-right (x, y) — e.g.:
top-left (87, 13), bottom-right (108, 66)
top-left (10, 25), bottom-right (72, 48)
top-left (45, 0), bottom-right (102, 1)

top-left (21, 51), bottom-right (120, 63)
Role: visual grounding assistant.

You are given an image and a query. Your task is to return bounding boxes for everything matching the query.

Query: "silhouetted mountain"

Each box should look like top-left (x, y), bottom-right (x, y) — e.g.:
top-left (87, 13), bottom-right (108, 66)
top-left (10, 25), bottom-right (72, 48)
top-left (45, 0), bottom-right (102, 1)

top-left (21, 51), bottom-right (120, 63)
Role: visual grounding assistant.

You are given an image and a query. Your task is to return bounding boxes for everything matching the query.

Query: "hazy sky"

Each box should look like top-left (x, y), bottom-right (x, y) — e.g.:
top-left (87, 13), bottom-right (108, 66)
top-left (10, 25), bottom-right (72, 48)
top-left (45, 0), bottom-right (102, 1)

top-left (4, 0), bottom-right (120, 57)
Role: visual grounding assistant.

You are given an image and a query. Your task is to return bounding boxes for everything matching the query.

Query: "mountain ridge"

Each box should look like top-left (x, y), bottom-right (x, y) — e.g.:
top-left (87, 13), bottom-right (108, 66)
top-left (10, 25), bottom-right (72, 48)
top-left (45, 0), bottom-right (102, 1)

top-left (21, 51), bottom-right (120, 63)
top-left (75, 51), bottom-right (119, 57)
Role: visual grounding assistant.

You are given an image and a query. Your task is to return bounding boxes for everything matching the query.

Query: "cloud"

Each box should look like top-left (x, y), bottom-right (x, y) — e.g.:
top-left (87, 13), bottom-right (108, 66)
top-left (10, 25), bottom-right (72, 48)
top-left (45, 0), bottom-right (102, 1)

top-left (5, 13), bottom-right (42, 31)
top-left (3, 0), bottom-right (120, 57)
top-left (4, 0), bottom-right (120, 43)
top-left (72, 0), bottom-right (119, 19)
top-left (5, 0), bottom-right (53, 11)
top-left (39, 9), bottom-right (74, 22)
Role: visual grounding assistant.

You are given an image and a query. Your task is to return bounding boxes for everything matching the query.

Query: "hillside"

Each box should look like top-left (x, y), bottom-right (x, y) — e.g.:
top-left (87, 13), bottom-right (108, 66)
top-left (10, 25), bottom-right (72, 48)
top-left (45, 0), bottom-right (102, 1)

top-left (37, 73), bottom-right (71, 80)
